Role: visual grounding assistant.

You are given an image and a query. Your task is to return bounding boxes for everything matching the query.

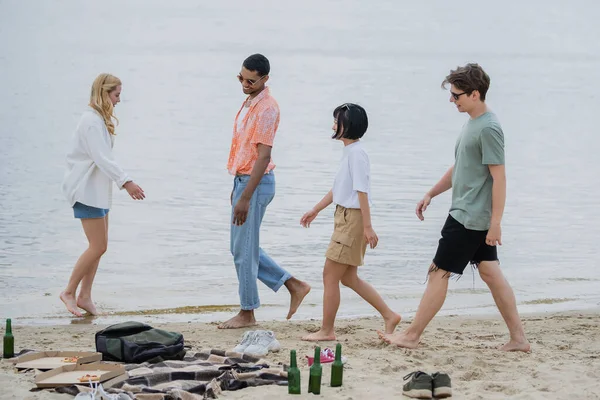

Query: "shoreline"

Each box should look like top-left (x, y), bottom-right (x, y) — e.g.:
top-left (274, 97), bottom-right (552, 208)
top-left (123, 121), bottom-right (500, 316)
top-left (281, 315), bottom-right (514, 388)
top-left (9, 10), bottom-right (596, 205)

top-left (8, 299), bottom-right (600, 327)
top-left (2, 309), bottom-right (599, 399)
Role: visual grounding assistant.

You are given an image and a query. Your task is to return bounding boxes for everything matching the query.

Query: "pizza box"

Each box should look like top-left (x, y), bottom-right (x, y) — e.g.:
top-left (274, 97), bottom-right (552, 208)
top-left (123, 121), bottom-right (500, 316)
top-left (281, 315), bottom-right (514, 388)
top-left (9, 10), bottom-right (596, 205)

top-left (101, 372), bottom-right (130, 389)
top-left (34, 363), bottom-right (126, 388)
top-left (13, 351), bottom-right (102, 371)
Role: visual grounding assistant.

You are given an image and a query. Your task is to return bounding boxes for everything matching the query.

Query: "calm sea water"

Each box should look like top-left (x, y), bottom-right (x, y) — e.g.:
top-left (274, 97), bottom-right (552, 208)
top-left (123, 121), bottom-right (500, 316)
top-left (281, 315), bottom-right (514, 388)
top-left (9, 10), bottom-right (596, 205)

top-left (1, 0), bottom-right (599, 326)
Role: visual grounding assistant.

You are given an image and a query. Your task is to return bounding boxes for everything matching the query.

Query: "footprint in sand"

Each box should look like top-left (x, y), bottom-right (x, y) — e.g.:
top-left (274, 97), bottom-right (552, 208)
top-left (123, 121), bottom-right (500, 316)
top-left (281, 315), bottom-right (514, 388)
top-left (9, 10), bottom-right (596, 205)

top-left (461, 370), bottom-right (484, 381)
top-left (483, 383), bottom-right (518, 396)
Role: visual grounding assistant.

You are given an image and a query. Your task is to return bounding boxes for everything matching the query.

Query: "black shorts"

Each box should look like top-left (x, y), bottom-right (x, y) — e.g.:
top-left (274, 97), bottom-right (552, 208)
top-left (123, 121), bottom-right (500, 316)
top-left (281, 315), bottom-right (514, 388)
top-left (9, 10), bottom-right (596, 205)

top-left (432, 215), bottom-right (498, 275)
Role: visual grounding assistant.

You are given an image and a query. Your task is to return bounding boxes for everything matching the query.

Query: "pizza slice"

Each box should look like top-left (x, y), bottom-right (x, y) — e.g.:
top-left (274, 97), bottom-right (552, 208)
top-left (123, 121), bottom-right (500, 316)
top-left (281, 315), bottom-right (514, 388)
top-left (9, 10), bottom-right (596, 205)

top-left (77, 374), bottom-right (100, 382)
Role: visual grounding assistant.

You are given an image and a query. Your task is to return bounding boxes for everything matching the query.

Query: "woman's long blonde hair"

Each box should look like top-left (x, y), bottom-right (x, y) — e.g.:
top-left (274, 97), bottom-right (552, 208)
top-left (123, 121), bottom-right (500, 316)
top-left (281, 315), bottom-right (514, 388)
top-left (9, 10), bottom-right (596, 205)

top-left (89, 73), bottom-right (122, 135)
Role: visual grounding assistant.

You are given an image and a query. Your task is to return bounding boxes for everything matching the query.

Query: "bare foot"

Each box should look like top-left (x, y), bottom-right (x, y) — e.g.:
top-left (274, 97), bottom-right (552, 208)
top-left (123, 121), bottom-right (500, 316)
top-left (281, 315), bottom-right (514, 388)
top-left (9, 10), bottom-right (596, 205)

top-left (383, 312), bottom-right (402, 334)
top-left (60, 291), bottom-right (83, 317)
top-left (500, 339), bottom-right (531, 353)
top-left (218, 311), bottom-right (257, 329)
top-left (302, 329), bottom-right (336, 342)
top-left (377, 330), bottom-right (420, 349)
top-left (76, 297), bottom-right (98, 315)
top-left (286, 280), bottom-right (311, 320)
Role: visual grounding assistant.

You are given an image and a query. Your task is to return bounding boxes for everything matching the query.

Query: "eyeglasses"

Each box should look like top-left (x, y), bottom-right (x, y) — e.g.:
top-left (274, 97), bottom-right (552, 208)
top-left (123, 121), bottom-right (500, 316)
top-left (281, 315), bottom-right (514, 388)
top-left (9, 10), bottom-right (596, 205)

top-left (237, 74), bottom-right (266, 87)
top-left (450, 91), bottom-right (468, 100)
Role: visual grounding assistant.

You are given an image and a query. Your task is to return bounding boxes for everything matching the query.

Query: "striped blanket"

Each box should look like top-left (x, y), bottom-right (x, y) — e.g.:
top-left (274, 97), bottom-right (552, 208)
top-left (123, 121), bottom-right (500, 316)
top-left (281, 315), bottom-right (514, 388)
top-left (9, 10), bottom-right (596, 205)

top-left (55, 349), bottom-right (288, 399)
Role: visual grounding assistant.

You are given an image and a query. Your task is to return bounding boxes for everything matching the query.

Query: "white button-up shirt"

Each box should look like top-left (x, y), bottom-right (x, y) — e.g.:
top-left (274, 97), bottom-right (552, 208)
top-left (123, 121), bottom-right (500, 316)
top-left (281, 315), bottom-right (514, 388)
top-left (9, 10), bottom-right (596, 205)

top-left (61, 108), bottom-right (130, 209)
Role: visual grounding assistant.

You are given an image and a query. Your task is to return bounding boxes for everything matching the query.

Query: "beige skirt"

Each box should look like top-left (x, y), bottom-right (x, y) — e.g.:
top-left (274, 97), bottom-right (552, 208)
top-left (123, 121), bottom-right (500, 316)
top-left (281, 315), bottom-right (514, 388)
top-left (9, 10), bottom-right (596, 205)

top-left (325, 205), bottom-right (367, 266)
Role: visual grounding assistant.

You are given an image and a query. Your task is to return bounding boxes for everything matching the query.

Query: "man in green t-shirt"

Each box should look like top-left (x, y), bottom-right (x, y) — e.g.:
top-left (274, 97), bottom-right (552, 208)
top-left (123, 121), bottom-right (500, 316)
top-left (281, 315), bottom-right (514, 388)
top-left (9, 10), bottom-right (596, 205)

top-left (380, 63), bottom-right (530, 352)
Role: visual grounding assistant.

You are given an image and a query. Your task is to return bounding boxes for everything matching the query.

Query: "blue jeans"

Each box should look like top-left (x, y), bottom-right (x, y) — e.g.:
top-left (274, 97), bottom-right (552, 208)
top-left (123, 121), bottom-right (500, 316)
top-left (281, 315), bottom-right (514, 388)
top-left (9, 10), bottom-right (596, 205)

top-left (230, 172), bottom-right (292, 310)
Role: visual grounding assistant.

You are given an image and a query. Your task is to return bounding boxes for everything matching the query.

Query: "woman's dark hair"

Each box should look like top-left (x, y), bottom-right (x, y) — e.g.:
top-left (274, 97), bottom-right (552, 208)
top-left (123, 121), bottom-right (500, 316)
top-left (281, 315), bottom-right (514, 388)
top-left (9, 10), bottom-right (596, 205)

top-left (243, 54), bottom-right (270, 76)
top-left (332, 103), bottom-right (368, 140)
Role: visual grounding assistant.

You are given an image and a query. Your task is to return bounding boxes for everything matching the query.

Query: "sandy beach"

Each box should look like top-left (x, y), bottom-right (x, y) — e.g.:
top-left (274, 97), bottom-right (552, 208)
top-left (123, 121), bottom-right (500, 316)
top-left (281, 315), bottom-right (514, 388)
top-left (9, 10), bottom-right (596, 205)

top-left (1, 310), bottom-right (599, 399)
top-left (2, 1), bottom-right (600, 399)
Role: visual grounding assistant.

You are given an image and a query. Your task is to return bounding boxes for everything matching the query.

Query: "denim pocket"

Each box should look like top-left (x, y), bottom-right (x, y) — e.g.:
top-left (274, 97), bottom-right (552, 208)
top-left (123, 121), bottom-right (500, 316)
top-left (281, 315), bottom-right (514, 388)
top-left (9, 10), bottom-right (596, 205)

top-left (256, 181), bottom-right (275, 207)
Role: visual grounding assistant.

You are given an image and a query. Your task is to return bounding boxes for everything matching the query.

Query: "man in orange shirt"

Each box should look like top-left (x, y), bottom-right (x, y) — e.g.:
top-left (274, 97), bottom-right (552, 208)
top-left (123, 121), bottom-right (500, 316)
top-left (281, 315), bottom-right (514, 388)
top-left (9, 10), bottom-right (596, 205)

top-left (219, 54), bottom-right (311, 329)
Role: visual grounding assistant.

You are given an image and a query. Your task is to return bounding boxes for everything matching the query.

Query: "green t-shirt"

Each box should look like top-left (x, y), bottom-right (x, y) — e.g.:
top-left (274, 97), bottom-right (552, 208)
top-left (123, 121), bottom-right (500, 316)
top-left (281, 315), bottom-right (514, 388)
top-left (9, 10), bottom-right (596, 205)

top-left (449, 112), bottom-right (505, 231)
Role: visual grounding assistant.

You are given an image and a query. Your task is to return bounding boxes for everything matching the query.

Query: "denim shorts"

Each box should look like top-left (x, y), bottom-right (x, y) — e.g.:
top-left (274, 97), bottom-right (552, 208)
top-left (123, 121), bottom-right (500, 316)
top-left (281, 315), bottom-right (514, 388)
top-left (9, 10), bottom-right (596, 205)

top-left (73, 202), bottom-right (109, 219)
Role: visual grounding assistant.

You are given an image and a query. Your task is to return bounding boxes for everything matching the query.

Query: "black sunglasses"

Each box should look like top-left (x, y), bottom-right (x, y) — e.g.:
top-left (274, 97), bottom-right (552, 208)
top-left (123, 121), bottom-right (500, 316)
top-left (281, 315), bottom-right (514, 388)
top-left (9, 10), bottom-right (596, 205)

top-left (450, 91), bottom-right (469, 100)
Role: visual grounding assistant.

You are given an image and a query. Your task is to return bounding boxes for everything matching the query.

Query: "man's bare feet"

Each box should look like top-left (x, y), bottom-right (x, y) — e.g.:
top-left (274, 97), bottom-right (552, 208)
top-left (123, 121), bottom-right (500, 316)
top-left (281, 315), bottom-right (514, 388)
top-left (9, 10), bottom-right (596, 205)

top-left (500, 339), bottom-right (531, 353)
top-left (60, 291), bottom-right (83, 317)
top-left (302, 329), bottom-right (336, 342)
top-left (383, 312), bottom-right (402, 334)
top-left (377, 330), bottom-right (420, 349)
top-left (218, 310), bottom-right (257, 329)
top-left (285, 279), bottom-right (311, 320)
top-left (76, 297), bottom-right (98, 315)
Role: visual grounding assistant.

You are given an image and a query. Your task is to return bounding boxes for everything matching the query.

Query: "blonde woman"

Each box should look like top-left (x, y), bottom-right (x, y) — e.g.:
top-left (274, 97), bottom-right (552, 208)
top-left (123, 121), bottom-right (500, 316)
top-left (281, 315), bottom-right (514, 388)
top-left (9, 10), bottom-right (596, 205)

top-left (60, 73), bottom-right (145, 317)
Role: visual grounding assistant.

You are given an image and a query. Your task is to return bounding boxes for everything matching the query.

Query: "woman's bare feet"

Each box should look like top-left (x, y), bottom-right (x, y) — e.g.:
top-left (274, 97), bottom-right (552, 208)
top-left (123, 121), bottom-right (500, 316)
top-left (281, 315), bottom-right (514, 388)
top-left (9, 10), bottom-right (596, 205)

top-left (500, 339), bottom-right (531, 353)
top-left (218, 310), bottom-right (257, 329)
top-left (302, 329), bottom-right (336, 342)
top-left (285, 279), bottom-right (311, 320)
top-left (76, 297), bottom-right (98, 315)
top-left (377, 330), bottom-right (420, 349)
top-left (60, 291), bottom-right (83, 317)
top-left (383, 312), bottom-right (402, 334)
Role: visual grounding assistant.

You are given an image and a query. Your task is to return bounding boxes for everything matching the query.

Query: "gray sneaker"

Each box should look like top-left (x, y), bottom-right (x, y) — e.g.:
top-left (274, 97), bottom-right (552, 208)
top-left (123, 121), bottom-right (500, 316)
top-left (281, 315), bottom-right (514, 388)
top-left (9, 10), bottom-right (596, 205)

top-left (432, 372), bottom-right (452, 398)
top-left (233, 330), bottom-right (256, 353)
top-left (244, 330), bottom-right (281, 356)
top-left (403, 371), bottom-right (433, 399)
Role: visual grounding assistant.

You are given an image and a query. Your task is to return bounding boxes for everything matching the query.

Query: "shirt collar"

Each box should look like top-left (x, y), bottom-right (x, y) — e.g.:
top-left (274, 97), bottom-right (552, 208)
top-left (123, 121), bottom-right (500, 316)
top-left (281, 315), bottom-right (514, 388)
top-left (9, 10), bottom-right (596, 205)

top-left (244, 86), bottom-right (271, 108)
top-left (343, 140), bottom-right (361, 155)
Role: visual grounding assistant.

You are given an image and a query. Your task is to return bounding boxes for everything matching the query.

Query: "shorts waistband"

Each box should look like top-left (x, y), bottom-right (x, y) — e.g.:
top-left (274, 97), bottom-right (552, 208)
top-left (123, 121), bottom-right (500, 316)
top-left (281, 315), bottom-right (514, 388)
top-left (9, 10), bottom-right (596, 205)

top-left (335, 204), bottom-right (360, 211)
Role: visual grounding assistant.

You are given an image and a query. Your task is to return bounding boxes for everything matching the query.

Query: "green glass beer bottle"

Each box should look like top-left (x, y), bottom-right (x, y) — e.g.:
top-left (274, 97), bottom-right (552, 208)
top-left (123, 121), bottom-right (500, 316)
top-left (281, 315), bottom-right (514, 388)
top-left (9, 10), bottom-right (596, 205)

top-left (308, 346), bottom-right (322, 394)
top-left (330, 343), bottom-right (343, 387)
top-left (3, 318), bottom-right (14, 359)
top-left (288, 350), bottom-right (301, 394)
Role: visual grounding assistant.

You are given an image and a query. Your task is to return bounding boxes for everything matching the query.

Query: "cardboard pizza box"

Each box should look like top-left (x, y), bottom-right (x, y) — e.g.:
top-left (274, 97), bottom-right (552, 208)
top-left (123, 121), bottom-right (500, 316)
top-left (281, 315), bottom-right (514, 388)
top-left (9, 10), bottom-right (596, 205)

top-left (13, 351), bottom-right (102, 371)
top-left (34, 363), bottom-right (126, 388)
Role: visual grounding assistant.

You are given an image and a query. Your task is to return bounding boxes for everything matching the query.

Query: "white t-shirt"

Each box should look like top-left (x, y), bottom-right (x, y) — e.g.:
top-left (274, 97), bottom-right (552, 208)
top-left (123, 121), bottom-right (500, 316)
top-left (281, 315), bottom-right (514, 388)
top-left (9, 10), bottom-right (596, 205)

top-left (332, 141), bottom-right (371, 209)
top-left (236, 105), bottom-right (249, 132)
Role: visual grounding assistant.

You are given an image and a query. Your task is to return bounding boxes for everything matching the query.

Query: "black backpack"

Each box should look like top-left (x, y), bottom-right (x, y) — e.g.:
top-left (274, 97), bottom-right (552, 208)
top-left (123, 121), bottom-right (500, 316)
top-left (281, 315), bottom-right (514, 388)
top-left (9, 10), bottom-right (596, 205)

top-left (95, 321), bottom-right (185, 363)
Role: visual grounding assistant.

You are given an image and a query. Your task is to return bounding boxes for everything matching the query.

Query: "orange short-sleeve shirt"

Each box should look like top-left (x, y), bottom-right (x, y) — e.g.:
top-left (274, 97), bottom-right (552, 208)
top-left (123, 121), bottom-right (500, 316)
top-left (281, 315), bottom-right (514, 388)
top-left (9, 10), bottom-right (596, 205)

top-left (227, 87), bottom-right (278, 175)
